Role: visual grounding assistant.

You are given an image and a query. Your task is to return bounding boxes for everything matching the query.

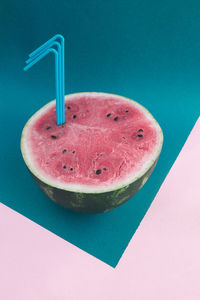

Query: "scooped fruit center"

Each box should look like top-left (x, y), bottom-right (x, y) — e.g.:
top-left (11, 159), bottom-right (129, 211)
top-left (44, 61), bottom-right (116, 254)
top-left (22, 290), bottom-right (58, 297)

top-left (27, 94), bottom-right (159, 186)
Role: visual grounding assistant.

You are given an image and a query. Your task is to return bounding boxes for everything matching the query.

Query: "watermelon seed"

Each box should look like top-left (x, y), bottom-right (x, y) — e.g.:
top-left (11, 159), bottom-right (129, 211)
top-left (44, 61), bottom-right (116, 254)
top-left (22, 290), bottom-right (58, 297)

top-left (100, 153), bottom-right (104, 156)
top-left (96, 169), bottom-right (101, 175)
top-left (73, 115), bottom-right (77, 119)
top-left (103, 168), bottom-right (107, 171)
top-left (51, 135), bottom-right (57, 139)
top-left (46, 126), bottom-right (51, 130)
top-left (63, 165), bottom-right (67, 169)
top-left (72, 150), bottom-right (75, 154)
top-left (137, 134), bottom-right (143, 138)
top-left (125, 110), bottom-right (129, 113)
top-left (62, 149), bottom-right (67, 153)
top-left (138, 129), bottom-right (143, 132)
top-left (70, 168), bottom-right (73, 171)
top-left (67, 106), bottom-right (71, 109)
top-left (107, 113), bottom-right (111, 117)
top-left (114, 117), bottom-right (119, 121)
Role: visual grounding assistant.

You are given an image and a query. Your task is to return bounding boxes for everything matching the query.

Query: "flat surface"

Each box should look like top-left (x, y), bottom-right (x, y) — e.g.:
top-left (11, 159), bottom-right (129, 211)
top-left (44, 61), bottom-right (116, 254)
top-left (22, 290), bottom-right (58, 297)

top-left (1, 118), bottom-right (199, 300)
top-left (0, 0), bottom-right (200, 266)
top-left (23, 93), bottom-right (161, 189)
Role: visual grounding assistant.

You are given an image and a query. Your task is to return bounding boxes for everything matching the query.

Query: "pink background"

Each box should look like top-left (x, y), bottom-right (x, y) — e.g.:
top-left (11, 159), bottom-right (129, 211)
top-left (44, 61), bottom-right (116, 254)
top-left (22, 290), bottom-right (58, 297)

top-left (0, 117), bottom-right (200, 299)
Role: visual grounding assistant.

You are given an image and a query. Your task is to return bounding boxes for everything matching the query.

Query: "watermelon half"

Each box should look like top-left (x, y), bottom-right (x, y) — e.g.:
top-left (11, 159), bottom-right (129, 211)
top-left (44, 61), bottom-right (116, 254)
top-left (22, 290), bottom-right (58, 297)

top-left (20, 92), bottom-right (163, 213)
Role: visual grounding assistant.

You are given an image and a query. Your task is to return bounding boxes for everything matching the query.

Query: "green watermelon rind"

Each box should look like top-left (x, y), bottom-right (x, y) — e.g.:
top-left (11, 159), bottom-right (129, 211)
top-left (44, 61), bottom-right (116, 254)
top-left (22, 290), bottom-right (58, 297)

top-left (30, 158), bottom-right (158, 213)
top-left (20, 92), bottom-right (163, 214)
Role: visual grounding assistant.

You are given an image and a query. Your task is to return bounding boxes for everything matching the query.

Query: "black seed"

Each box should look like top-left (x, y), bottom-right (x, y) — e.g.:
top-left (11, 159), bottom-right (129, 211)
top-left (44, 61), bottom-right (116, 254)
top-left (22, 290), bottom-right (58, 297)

top-left (63, 165), bottom-right (67, 169)
top-left (137, 134), bottom-right (143, 138)
top-left (73, 115), bottom-right (77, 119)
top-left (138, 129), bottom-right (143, 132)
top-left (125, 110), bottom-right (129, 113)
top-left (114, 117), bottom-right (119, 121)
top-left (100, 153), bottom-right (104, 156)
top-left (103, 168), bottom-right (107, 171)
top-left (72, 151), bottom-right (75, 154)
top-left (96, 169), bottom-right (101, 175)
top-left (107, 113), bottom-right (111, 117)
top-left (61, 124), bottom-right (65, 128)
top-left (46, 126), bottom-right (51, 130)
top-left (51, 135), bottom-right (57, 139)
top-left (70, 168), bottom-right (73, 171)
top-left (62, 149), bottom-right (67, 153)
top-left (67, 106), bottom-right (71, 109)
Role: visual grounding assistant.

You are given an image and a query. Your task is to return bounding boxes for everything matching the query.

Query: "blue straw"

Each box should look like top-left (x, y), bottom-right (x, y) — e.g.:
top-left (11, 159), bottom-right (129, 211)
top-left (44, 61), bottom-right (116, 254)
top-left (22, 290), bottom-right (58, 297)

top-left (29, 35), bottom-right (65, 124)
top-left (24, 34), bottom-right (65, 125)
top-left (26, 42), bottom-right (63, 124)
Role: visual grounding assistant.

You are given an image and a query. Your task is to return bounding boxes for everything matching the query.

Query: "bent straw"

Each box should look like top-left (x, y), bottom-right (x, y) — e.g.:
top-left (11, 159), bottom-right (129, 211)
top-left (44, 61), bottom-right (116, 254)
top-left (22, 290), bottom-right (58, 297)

top-left (24, 34), bottom-right (65, 125)
top-left (29, 35), bottom-right (65, 124)
top-left (25, 41), bottom-right (64, 124)
top-left (24, 47), bottom-right (61, 125)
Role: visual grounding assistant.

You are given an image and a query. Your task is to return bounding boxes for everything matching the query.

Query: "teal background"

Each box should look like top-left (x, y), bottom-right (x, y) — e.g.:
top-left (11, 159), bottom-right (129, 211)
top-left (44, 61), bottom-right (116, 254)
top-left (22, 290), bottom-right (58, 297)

top-left (0, 1), bottom-right (200, 267)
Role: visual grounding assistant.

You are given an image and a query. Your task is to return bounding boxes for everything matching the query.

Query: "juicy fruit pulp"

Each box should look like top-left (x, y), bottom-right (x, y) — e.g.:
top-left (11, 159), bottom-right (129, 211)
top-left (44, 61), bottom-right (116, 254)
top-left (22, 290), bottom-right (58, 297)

top-left (21, 92), bottom-right (163, 213)
top-left (25, 93), bottom-right (160, 189)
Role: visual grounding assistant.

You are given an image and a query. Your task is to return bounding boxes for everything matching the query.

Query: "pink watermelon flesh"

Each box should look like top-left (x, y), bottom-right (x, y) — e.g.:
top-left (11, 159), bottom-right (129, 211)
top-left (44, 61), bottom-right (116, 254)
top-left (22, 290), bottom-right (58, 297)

top-left (25, 93), bottom-right (161, 188)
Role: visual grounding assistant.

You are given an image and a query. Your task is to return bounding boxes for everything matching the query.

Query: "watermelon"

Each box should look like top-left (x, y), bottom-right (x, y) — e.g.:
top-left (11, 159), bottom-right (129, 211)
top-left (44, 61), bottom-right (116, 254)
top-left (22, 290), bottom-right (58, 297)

top-left (20, 92), bottom-right (163, 213)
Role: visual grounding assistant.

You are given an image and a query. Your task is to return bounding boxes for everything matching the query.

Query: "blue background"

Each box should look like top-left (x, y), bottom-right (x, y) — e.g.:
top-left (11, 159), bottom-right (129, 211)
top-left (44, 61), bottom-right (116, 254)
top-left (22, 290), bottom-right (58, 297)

top-left (0, 0), bottom-right (200, 267)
